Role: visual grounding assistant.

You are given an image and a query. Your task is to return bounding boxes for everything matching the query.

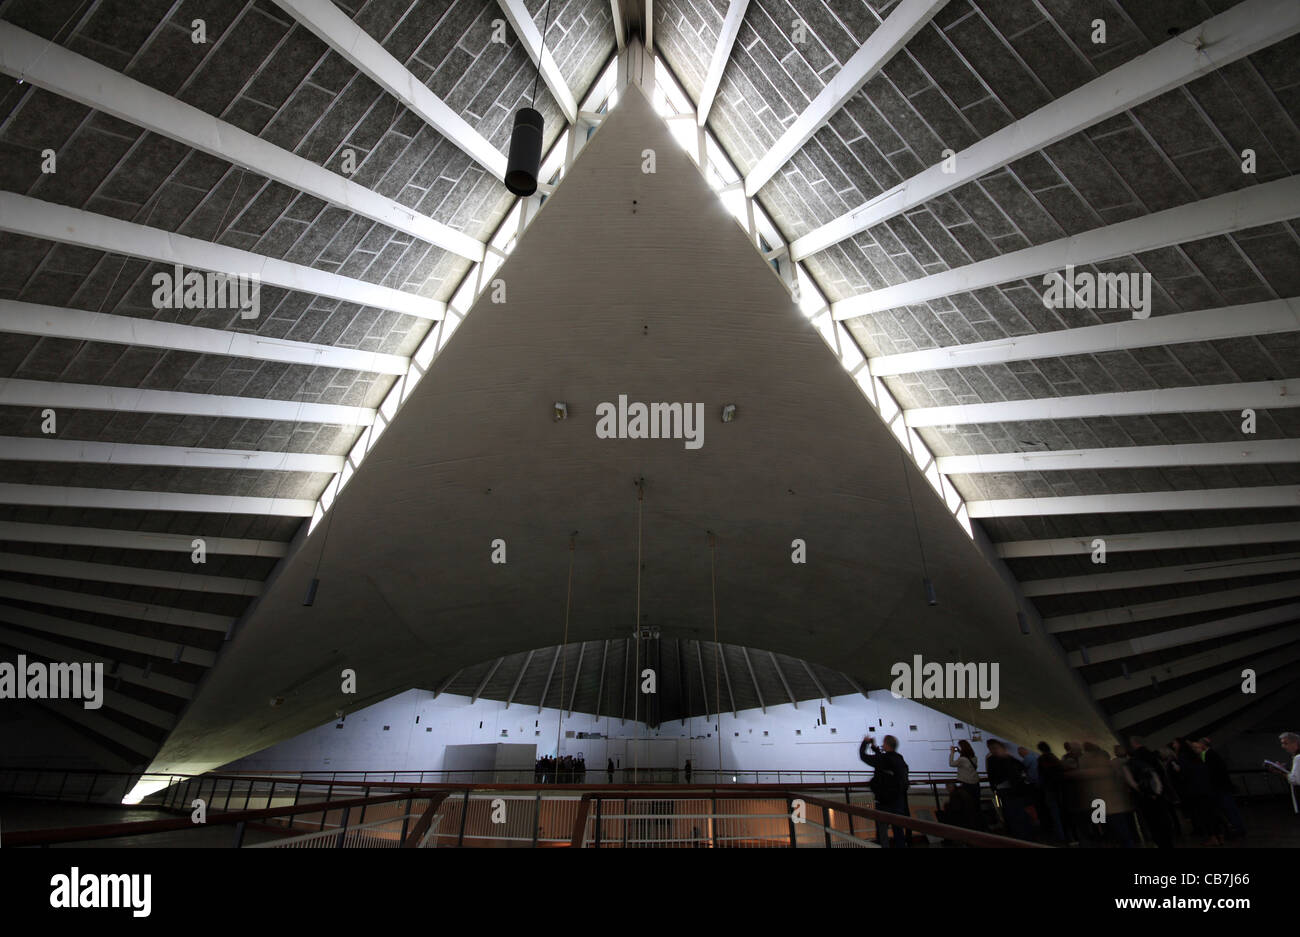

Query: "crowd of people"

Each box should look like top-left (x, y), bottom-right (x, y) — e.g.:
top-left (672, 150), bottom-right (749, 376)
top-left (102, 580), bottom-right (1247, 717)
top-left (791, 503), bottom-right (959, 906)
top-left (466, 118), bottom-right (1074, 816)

top-left (533, 754), bottom-right (587, 783)
top-left (861, 729), bottom-right (1300, 847)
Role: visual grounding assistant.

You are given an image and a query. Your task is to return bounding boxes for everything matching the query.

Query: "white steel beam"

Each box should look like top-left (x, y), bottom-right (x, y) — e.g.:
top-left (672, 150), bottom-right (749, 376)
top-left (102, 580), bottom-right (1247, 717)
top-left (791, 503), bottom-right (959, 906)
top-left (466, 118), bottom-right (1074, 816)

top-left (567, 642), bottom-right (586, 716)
top-left (740, 645), bottom-right (765, 714)
top-left (38, 697), bottom-right (160, 760)
top-left (967, 486), bottom-right (1300, 519)
top-left (832, 176), bottom-right (1300, 320)
top-left (870, 299), bottom-right (1300, 377)
top-left (271, 0), bottom-right (507, 185)
top-left (696, 0), bottom-right (749, 126)
top-left (940, 439), bottom-right (1300, 476)
top-left (610, 0), bottom-right (625, 51)
top-left (0, 378), bottom-right (376, 426)
top-left (1045, 581), bottom-right (1300, 633)
top-left (1022, 552), bottom-right (1300, 597)
top-left (0, 483), bottom-right (318, 518)
top-left (0, 22), bottom-right (485, 262)
top-left (1090, 624), bottom-right (1300, 700)
top-left (716, 642), bottom-right (737, 717)
top-left (0, 436), bottom-right (345, 475)
top-left (996, 523), bottom-right (1300, 559)
top-left (1143, 684), bottom-right (1299, 749)
top-left (791, 0), bottom-right (1300, 260)
top-left (1111, 645), bottom-right (1299, 728)
top-left (769, 651), bottom-right (796, 708)
top-left (471, 657), bottom-right (504, 704)
top-left (0, 521), bottom-right (289, 558)
top-left (0, 193), bottom-right (443, 321)
top-left (907, 379), bottom-right (1299, 428)
top-left (495, 0), bottom-right (579, 124)
top-left (744, 0), bottom-right (947, 196)
top-left (538, 645), bottom-right (562, 713)
top-left (505, 650), bottom-right (534, 708)
top-left (0, 603), bottom-right (218, 665)
top-left (1065, 602), bottom-right (1300, 667)
top-left (801, 659), bottom-right (830, 703)
top-left (0, 551), bottom-right (265, 596)
top-left (0, 625), bottom-right (195, 699)
top-left (0, 300), bottom-right (409, 375)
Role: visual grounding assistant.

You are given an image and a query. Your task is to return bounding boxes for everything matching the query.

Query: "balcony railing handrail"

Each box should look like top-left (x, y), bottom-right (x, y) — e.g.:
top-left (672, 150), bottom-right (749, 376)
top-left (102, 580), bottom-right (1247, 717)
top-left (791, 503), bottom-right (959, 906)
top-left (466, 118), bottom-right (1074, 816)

top-left (3, 788), bottom-right (424, 847)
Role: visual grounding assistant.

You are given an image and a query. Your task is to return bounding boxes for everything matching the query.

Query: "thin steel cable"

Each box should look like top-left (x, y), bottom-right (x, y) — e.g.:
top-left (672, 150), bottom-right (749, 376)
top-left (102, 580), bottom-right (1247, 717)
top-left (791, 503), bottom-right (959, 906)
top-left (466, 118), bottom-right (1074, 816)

top-left (554, 533), bottom-right (575, 763)
top-left (709, 531), bottom-right (722, 776)
top-left (531, 0), bottom-right (556, 107)
top-left (632, 478), bottom-right (643, 783)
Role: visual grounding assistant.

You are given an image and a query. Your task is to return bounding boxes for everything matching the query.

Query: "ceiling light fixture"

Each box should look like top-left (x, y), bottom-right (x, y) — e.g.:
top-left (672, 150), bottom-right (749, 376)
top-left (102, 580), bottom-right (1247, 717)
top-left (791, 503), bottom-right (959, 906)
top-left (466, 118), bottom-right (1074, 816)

top-left (505, 0), bottom-right (555, 196)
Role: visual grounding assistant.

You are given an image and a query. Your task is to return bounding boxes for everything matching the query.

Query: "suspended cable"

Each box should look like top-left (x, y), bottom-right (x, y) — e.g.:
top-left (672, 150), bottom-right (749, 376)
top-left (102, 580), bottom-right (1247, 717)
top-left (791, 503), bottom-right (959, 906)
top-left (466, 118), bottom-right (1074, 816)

top-left (632, 477), bottom-right (644, 783)
top-left (709, 531), bottom-right (722, 777)
top-left (554, 531), bottom-right (576, 763)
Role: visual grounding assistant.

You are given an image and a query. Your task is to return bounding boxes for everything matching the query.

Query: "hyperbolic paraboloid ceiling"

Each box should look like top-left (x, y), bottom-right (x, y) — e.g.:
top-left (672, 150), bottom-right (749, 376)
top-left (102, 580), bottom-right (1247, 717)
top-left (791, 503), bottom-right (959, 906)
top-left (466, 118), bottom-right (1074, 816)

top-left (0, 0), bottom-right (1296, 772)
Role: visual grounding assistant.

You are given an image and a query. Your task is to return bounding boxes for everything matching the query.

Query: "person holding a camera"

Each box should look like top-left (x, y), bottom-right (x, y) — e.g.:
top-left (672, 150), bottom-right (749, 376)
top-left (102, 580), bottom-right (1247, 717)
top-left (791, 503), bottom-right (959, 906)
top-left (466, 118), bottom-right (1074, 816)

top-left (860, 733), bottom-right (910, 848)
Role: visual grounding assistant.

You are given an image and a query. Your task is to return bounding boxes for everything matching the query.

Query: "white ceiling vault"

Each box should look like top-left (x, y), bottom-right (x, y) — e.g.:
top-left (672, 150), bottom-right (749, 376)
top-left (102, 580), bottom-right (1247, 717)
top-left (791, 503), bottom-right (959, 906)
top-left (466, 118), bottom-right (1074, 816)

top-left (0, 0), bottom-right (1295, 772)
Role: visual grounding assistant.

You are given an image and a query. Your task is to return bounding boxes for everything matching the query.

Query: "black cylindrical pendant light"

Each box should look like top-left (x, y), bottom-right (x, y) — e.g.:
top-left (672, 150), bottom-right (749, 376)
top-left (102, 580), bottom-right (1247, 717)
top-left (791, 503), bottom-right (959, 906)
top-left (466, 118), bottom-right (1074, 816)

top-left (505, 107), bottom-right (544, 196)
top-left (506, 0), bottom-right (554, 198)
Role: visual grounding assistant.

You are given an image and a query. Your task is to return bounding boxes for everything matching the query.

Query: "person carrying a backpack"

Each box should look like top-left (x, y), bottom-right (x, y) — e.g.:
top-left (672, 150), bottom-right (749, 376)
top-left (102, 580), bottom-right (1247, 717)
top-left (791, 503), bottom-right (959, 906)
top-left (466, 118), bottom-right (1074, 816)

top-left (860, 734), bottom-right (909, 848)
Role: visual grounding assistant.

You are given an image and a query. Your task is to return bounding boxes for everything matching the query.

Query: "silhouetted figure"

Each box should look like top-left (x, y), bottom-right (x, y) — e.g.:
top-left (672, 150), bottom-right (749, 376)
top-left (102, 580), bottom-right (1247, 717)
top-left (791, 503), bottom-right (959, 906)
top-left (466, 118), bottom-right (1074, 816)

top-left (986, 739), bottom-right (1034, 840)
top-left (1172, 737), bottom-right (1220, 845)
top-left (1128, 736), bottom-right (1174, 848)
top-left (1199, 737), bottom-right (1244, 838)
top-left (860, 734), bottom-right (909, 848)
top-left (1035, 742), bottom-right (1066, 842)
top-left (684, 759), bottom-right (693, 783)
top-left (607, 758), bottom-right (615, 784)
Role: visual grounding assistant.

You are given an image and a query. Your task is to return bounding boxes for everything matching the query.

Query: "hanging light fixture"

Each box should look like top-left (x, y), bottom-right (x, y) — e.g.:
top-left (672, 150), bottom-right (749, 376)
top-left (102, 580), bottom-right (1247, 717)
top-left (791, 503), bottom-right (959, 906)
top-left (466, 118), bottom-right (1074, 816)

top-left (505, 0), bottom-right (555, 197)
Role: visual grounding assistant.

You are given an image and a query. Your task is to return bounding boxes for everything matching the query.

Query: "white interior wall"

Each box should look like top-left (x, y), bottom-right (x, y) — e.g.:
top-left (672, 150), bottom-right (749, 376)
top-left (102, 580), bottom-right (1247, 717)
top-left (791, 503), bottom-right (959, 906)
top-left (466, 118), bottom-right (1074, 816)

top-left (223, 688), bottom-right (1048, 776)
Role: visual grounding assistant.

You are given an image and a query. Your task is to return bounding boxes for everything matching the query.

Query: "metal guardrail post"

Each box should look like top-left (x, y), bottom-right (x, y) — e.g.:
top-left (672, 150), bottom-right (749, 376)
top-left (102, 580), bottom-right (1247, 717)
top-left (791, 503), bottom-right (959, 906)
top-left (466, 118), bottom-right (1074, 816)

top-left (335, 807), bottom-right (351, 848)
top-left (266, 780), bottom-right (276, 809)
top-left (456, 790), bottom-right (470, 846)
top-left (359, 786), bottom-right (370, 823)
top-left (532, 792), bottom-right (541, 846)
top-left (232, 821), bottom-right (246, 848)
top-left (85, 772), bottom-right (98, 804)
top-left (822, 805), bottom-right (832, 848)
top-left (225, 779), bottom-right (235, 811)
top-left (400, 795), bottom-right (414, 844)
top-left (786, 795), bottom-right (797, 848)
top-left (55, 771), bottom-right (68, 801)
top-left (594, 797), bottom-right (602, 848)
top-left (844, 786), bottom-right (855, 838)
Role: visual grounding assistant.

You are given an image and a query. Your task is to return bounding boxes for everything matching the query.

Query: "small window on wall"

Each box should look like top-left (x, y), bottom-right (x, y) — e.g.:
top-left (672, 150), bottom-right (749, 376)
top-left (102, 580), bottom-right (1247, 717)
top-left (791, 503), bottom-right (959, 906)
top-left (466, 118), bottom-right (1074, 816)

top-left (335, 723), bottom-right (343, 729)
top-left (830, 728), bottom-right (837, 734)
top-left (763, 730), bottom-right (769, 737)
top-left (734, 732), bottom-right (740, 737)
top-left (415, 716), bottom-right (419, 724)
top-left (383, 725), bottom-right (390, 731)
top-left (426, 728), bottom-right (432, 733)
top-left (535, 731), bottom-right (541, 736)
top-left (909, 725), bottom-right (918, 732)
top-left (501, 729), bottom-right (508, 737)
top-left (954, 723), bottom-right (964, 729)
top-left (795, 729), bottom-right (802, 736)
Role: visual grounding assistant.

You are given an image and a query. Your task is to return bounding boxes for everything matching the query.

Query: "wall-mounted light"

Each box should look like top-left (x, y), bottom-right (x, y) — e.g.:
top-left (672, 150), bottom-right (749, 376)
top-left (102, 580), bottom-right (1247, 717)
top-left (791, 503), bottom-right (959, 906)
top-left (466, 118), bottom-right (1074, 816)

top-left (923, 577), bottom-right (937, 606)
top-left (303, 577), bottom-right (320, 606)
top-left (1017, 611), bottom-right (1029, 635)
top-left (554, 401), bottom-right (568, 421)
top-left (721, 404), bottom-right (737, 422)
